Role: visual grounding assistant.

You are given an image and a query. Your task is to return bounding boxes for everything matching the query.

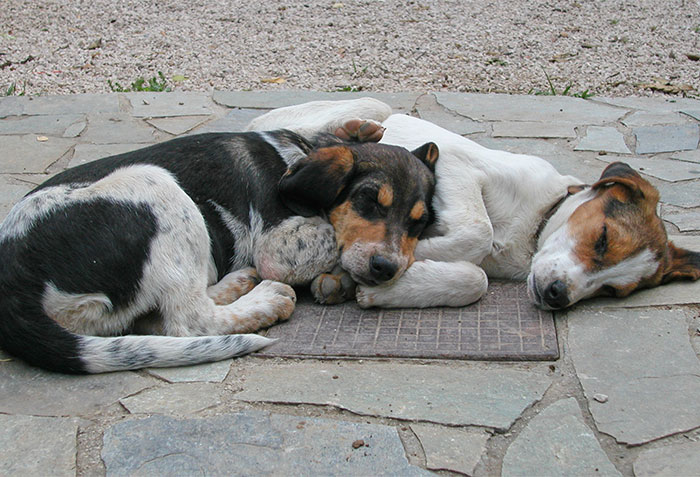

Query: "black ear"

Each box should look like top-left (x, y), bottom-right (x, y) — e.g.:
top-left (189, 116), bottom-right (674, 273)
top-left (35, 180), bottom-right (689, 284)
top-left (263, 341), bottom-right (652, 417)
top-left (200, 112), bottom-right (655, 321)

top-left (279, 146), bottom-right (355, 217)
top-left (411, 142), bottom-right (439, 173)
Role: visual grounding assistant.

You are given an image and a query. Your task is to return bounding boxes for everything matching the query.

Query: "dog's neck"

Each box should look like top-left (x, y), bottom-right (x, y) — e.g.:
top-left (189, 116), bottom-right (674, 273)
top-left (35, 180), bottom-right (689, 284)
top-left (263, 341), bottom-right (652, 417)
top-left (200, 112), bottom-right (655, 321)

top-left (535, 187), bottom-right (594, 251)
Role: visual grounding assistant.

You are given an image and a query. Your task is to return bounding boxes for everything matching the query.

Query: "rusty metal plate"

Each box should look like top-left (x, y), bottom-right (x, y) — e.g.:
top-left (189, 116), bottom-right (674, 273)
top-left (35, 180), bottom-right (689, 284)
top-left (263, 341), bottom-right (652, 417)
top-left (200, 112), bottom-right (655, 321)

top-left (258, 281), bottom-right (558, 361)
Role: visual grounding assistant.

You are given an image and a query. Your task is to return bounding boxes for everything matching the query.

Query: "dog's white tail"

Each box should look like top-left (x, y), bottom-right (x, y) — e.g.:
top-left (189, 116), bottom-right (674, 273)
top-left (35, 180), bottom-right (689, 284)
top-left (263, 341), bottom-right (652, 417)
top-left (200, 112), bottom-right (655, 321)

top-left (80, 334), bottom-right (275, 373)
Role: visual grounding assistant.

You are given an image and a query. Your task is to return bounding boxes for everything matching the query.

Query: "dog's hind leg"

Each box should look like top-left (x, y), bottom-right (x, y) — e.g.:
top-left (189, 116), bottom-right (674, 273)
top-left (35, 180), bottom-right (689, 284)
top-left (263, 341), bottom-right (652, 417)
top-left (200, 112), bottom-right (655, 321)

top-left (356, 260), bottom-right (488, 309)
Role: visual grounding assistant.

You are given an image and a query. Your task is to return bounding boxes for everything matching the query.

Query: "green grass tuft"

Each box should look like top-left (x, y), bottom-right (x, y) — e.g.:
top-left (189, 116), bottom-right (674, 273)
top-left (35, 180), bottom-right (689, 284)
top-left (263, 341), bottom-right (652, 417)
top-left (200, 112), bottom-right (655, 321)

top-left (108, 72), bottom-right (172, 92)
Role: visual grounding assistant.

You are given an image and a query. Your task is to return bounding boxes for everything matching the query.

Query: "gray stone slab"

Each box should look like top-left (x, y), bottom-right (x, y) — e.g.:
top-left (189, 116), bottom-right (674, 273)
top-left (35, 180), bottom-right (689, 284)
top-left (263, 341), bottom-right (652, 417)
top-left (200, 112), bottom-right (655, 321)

top-left (0, 135), bottom-right (75, 173)
top-left (662, 205), bottom-right (700, 232)
top-left (80, 113), bottom-right (163, 144)
top-left (236, 362), bottom-right (551, 430)
top-left (147, 115), bottom-right (210, 135)
top-left (62, 119), bottom-right (87, 138)
top-left (0, 114), bottom-right (85, 135)
top-left (0, 94), bottom-right (120, 117)
top-left (575, 126), bottom-right (631, 154)
top-left (102, 411), bottom-right (430, 476)
top-left (120, 383), bottom-right (223, 415)
top-left (193, 108), bottom-right (266, 134)
top-left (127, 92), bottom-right (214, 117)
top-left (0, 414), bottom-right (81, 477)
top-left (0, 175), bottom-right (33, 222)
top-left (681, 109), bottom-right (700, 121)
top-left (414, 93), bottom-right (487, 135)
top-left (435, 92), bottom-right (626, 124)
top-left (475, 137), bottom-right (604, 183)
top-left (567, 307), bottom-right (700, 445)
top-left (0, 357), bottom-right (157, 416)
top-left (655, 179), bottom-right (700, 208)
top-left (621, 111), bottom-right (691, 127)
top-left (502, 398), bottom-right (620, 477)
top-left (670, 148), bottom-right (700, 163)
top-left (594, 96), bottom-right (700, 113)
top-left (493, 121), bottom-right (577, 138)
top-left (146, 359), bottom-right (231, 383)
top-left (634, 124), bottom-right (700, 154)
top-left (213, 90), bottom-right (419, 111)
top-left (633, 441), bottom-right (700, 477)
top-left (411, 423), bottom-right (489, 475)
top-left (69, 143), bottom-right (147, 168)
top-left (599, 155), bottom-right (700, 182)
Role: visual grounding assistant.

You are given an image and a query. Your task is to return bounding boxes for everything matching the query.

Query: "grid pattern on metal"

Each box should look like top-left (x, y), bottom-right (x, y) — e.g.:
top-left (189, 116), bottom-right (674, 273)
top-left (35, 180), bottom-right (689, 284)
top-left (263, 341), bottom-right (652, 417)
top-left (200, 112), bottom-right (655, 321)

top-left (257, 281), bottom-right (558, 361)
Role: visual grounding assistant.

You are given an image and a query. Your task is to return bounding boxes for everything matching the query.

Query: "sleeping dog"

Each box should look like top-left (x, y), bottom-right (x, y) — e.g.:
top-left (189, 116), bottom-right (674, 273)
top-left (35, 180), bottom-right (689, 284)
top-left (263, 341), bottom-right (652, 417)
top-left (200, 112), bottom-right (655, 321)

top-left (248, 98), bottom-right (700, 310)
top-left (0, 126), bottom-right (437, 373)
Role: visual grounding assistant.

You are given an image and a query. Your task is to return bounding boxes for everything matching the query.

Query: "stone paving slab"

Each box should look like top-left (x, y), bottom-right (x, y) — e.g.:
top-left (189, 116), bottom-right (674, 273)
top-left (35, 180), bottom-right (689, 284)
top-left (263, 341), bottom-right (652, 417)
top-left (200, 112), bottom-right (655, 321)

top-left (633, 441), bottom-right (700, 477)
top-left (126, 91), bottom-right (216, 117)
top-left (435, 92), bottom-right (626, 124)
top-left (69, 143), bottom-right (150, 168)
top-left (79, 113), bottom-right (164, 144)
top-left (235, 361), bottom-right (551, 430)
top-left (621, 111), bottom-right (693, 127)
top-left (102, 411), bottom-right (430, 476)
top-left (574, 126), bottom-right (631, 154)
top-left (599, 155), bottom-right (700, 182)
top-left (147, 115), bottom-right (211, 135)
top-left (594, 96), bottom-right (700, 113)
top-left (414, 93), bottom-right (487, 136)
top-left (0, 414), bottom-right (83, 477)
top-left (0, 356), bottom-right (157, 417)
top-left (501, 398), bottom-right (620, 477)
top-left (663, 205), bottom-right (700, 232)
top-left (671, 148), bottom-right (700, 163)
top-left (192, 108), bottom-right (266, 134)
top-left (145, 359), bottom-right (232, 383)
top-left (567, 307), bottom-right (700, 445)
top-left (0, 94), bottom-right (120, 117)
top-left (0, 114), bottom-right (85, 136)
top-left (0, 176), bottom-right (33, 221)
top-left (652, 178), bottom-right (700, 208)
top-left (634, 124), bottom-right (700, 154)
top-left (119, 383), bottom-right (223, 415)
top-left (212, 90), bottom-right (420, 111)
top-left (410, 423), bottom-right (490, 475)
top-left (492, 121), bottom-right (577, 138)
top-left (0, 135), bottom-right (75, 173)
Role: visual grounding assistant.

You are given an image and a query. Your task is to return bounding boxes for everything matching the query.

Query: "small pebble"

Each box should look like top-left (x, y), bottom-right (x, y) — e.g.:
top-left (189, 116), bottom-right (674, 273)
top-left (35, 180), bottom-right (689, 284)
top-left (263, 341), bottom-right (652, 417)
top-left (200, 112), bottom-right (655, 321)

top-left (352, 439), bottom-right (365, 449)
top-left (593, 393), bottom-right (609, 403)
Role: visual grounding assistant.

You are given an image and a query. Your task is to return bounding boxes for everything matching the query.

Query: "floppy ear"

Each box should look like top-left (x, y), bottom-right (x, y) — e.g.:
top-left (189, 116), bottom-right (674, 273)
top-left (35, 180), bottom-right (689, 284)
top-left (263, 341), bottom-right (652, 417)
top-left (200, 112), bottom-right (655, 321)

top-left (662, 242), bottom-right (700, 283)
top-left (279, 145), bottom-right (355, 217)
top-left (592, 162), bottom-right (659, 214)
top-left (411, 142), bottom-right (439, 173)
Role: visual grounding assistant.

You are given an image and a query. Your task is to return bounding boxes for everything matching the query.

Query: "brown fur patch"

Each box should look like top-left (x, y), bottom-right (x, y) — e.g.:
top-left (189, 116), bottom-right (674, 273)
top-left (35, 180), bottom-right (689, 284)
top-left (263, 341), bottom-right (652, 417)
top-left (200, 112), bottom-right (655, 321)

top-left (377, 184), bottom-right (394, 207)
top-left (330, 201), bottom-right (387, 249)
top-left (311, 146), bottom-right (354, 174)
top-left (400, 234), bottom-right (418, 266)
top-left (410, 201), bottom-right (426, 221)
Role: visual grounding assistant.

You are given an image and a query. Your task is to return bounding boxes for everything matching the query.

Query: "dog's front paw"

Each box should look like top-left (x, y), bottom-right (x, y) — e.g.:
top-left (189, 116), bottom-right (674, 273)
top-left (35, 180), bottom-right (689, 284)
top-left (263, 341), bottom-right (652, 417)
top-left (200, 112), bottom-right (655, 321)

top-left (311, 268), bottom-right (356, 305)
top-left (356, 285), bottom-right (381, 308)
top-left (334, 119), bottom-right (385, 143)
top-left (208, 267), bottom-right (261, 305)
top-left (229, 280), bottom-right (296, 332)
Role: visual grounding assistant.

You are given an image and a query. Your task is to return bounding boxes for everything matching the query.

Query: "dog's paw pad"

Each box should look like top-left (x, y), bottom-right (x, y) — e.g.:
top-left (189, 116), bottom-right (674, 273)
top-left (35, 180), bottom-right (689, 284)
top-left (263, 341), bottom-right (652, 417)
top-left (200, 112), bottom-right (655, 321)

top-left (334, 119), bottom-right (384, 143)
top-left (311, 271), bottom-right (356, 305)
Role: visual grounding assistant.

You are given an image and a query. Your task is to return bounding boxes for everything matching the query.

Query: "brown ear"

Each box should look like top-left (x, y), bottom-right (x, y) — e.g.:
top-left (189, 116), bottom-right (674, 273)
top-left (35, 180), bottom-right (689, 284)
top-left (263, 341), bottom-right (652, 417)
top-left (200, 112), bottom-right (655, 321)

top-left (592, 162), bottom-right (659, 213)
top-left (279, 146), bottom-right (355, 216)
top-left (411, 142), bottom-right (439, 173)
top-left (662, 242), bottom-right (700, 283)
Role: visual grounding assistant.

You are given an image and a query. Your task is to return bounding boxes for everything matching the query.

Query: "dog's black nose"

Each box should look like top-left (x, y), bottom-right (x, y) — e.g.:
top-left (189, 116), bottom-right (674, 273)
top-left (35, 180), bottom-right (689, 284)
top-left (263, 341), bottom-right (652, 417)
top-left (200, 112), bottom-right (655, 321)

top-left (369, 255), bottom-right (398, 282)
top-left (542, 280), bottom-right (570, 309)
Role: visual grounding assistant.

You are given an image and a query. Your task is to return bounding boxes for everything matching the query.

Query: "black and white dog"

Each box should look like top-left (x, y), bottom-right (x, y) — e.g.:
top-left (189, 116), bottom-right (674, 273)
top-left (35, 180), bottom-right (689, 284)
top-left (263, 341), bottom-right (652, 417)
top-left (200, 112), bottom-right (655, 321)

top-left (0, 121), bottom-right (437, 374)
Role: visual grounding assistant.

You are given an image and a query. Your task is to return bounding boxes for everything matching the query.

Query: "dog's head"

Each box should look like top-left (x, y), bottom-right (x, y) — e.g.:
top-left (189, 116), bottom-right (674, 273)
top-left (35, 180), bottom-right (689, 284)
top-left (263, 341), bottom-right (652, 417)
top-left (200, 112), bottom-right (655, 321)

top-left (280, 141), bottom-right (438, 286)
top-left (529, 162), bottom-right (700, 310)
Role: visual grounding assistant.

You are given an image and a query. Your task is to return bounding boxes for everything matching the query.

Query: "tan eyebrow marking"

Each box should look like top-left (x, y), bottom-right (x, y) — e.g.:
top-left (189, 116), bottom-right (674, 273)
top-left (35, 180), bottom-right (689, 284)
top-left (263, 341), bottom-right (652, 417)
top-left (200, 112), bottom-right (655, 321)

top-left (410, 201), bottom-right (426, 220)
top-left (377, 184), bottom-right (393, 207)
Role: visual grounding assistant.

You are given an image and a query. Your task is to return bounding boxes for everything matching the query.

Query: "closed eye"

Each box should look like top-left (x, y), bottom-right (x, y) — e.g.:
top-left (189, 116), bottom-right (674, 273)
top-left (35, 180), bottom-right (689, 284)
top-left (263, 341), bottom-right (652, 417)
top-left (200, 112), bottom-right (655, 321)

top-left (353, 188), bottom-right (385, 219)
top-left (408, 214), bottom-right (428, 237)
top-left (594, 224), bottom-right (608, 256)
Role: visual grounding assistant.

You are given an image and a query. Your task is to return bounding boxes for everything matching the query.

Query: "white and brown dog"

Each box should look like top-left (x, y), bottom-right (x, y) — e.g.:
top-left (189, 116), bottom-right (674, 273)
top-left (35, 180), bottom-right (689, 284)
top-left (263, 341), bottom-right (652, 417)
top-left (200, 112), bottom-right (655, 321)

top-left (248, 98), bottom-right (700, 310)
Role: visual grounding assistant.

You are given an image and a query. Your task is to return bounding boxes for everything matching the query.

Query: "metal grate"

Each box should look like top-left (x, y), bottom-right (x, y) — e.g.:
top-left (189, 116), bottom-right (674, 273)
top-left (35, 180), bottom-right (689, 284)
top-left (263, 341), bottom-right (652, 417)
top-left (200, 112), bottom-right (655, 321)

top-left (258, 281), bottom-right (558, 360)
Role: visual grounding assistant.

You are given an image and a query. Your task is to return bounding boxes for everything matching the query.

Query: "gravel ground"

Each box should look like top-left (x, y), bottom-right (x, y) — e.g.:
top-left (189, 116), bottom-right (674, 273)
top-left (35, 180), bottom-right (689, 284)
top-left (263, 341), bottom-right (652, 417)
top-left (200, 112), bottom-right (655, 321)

top-left (1, 0), bottom-right (699, 97)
